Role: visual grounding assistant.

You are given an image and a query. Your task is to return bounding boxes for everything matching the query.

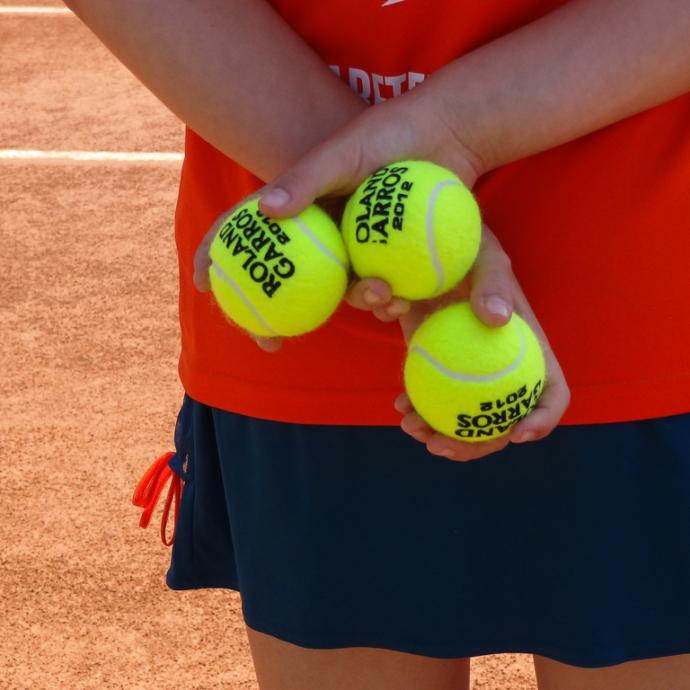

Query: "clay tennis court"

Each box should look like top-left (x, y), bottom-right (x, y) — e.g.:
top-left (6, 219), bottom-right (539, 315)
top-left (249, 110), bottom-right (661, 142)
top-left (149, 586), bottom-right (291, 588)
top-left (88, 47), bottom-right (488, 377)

top-left (1, 4), bottom-right (537, 688)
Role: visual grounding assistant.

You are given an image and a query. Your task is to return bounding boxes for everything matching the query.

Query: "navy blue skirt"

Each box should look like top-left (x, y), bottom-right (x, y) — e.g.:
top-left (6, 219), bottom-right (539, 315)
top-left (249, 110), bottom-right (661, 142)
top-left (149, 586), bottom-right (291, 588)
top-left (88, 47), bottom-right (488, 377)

top-left (165, 394), bottom-right (690, 668)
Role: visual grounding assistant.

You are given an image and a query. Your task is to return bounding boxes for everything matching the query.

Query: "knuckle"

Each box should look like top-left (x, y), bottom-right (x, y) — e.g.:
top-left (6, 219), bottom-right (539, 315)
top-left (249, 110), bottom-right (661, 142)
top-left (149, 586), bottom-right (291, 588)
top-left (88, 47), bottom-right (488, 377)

top-left (531, 426), bottom-right (552, 441)
top-left (373, 307), bottom-right (396, 322)
top-left (273, 170), bottom-right (300, 194)
top-left (345, 283), bottom-right (365, 304)
top-left (550, 380), bottom-right (572, 413)
top-left (345, 295), bottom-right (365, 310)
top-left (473, 264), bottom-right (512, 294)
top-left (489, 252), bottom-right (512, 276)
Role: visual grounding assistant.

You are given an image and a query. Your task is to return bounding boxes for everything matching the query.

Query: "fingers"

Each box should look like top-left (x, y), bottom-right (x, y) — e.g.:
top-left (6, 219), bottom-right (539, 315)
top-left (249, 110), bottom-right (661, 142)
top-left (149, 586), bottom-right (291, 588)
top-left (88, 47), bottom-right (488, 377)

top-left (253, 335), bottom-right (283, 353)
top-left (399, 408), bottom-right (512, 461)
top-left (345, 278), bottom-right (411, 321)
top-left (400, 412), bottom-right (435, 444)
top-left (426, 432), bottom-right (511, 462)
top-left (372, 299), bottom-right (410, 322)
top-left (396, 394), bottom-right (512, 461)
top-left (396, 351), bottom-right (570, 460)
top-left (396, 352), bottom-right (571, 459)
top-left (257, 124), bottom-right (368, 219)
top-left (468, 227), bottom-right (515, 327)
top-left (394, 392), bottom-right (413, 414)
top-left (396, 329), bottom-right (571, 460)
top-left (509, 351), bottom-right (571, 443)
top-left (345, 278), bottom-right (392, 309)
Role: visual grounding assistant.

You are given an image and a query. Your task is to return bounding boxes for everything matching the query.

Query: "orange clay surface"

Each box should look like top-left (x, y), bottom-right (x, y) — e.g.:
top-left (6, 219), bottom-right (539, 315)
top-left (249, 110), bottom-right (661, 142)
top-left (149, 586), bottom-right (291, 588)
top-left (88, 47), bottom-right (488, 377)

top-left (1, 6), bottom-right (538, 689)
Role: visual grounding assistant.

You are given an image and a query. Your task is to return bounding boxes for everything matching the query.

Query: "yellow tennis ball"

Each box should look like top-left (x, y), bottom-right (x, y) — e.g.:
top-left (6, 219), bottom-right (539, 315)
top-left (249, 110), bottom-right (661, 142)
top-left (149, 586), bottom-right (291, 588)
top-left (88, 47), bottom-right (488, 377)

top-left (208, 198), bottom-right (349, 337)
top-left (404, 303), bottom-right (546, 442)
top-left (341, 160), bottom-right (481, 300)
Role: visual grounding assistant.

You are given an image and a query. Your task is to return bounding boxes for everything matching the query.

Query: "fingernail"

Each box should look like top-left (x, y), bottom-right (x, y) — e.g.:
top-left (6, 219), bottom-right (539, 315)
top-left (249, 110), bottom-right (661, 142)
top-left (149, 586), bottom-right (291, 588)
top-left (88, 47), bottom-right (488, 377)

top-left (429, 447), bottom-right (454, 458)
top-left (513, 431), bottom-right (536, 443)
top-left (484, 296), bottom-right (510, 319)
top-left (260, 187), bottom-right (291, 208)
top-left (363, 289), bottom-right (384, 306)
top-left (387, 301), bottom-right (410, 317)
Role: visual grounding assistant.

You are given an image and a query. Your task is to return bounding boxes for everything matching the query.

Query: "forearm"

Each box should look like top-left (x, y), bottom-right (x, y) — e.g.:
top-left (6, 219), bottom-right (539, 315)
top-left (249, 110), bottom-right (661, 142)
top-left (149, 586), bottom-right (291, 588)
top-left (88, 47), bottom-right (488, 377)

top-left (62, 0), bottom-right (365, 179)
top-left (425, 0), bottom-right (690, 175)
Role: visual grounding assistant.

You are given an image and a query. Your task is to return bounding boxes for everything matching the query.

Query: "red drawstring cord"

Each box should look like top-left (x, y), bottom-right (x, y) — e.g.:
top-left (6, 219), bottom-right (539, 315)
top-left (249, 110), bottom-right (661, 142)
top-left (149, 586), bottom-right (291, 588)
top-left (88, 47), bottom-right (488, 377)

top-left (132, 451), bottom-right (183, 546)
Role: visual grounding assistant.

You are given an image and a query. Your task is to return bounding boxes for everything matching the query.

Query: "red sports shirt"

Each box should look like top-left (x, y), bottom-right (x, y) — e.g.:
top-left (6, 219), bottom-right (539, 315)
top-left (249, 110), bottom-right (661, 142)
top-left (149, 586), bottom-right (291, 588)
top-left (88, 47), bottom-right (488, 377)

top-left (175, 0), bottom-right (690, 426)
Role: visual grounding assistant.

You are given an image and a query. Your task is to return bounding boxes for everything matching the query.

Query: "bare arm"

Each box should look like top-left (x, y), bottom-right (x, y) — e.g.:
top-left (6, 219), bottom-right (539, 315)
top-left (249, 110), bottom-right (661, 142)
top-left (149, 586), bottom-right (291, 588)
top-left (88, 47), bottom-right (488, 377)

top-left (62, 0), bottom-right (366, 180)
top-left (423, 0), bottom-right (690, 176)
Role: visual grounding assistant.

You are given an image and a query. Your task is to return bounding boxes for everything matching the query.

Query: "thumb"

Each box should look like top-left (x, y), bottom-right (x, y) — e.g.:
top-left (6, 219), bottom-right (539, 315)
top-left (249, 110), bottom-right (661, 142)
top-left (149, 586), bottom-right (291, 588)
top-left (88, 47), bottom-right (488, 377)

top-left (468, 227), bottom-right (515, 327)
top-left (258, 124), bottom-right (369, 219)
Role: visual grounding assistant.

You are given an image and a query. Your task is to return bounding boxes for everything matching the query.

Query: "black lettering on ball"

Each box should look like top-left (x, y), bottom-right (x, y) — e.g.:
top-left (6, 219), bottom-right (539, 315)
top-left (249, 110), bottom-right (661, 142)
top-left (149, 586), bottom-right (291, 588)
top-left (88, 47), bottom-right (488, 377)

top-left (249, 262), bottom-right (268, 282)
top-left (456, 414), bottom-right (472, 429)
top-left (274, 257), bottom-right (295, 279)
top-left (492, 410), bottom-right (508, 425)
top-left (262, 274), bottom-right (281, 297)
top-left (234, 209), bottom-right (253, 228)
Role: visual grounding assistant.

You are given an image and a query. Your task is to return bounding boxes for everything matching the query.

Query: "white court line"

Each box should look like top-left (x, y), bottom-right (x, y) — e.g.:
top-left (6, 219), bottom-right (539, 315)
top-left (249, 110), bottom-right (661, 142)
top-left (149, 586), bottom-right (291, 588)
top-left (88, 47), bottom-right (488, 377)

top-left (0, 149), bottom-right (183, 162)
top-left (0, 6), bottom-right (72, 14)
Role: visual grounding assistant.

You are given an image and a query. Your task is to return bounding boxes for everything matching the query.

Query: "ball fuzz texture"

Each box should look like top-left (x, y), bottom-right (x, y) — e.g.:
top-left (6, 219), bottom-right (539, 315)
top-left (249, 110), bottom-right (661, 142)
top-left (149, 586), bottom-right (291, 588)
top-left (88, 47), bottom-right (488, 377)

top-left (404, 303), bottom-right (546, 442)
top-left (341, 160), bottom-right (481, 300)
top-left (208, 198), bottom-right (349, 337)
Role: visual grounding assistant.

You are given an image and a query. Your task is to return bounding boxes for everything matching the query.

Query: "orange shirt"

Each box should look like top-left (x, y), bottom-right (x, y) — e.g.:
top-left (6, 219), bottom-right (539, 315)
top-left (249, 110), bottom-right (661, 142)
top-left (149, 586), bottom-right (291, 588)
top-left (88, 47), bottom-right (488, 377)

top-left (176, 0), bottom-right (690, 426)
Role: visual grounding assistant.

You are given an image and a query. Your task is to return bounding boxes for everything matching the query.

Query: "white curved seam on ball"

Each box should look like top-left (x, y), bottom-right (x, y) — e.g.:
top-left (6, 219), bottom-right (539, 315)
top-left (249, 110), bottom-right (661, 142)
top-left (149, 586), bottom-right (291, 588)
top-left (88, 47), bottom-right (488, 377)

top-left (292, 218), bottom-right (347, 271)
top-left (210, 262), bottom-right (278, 336)
top-left (427, 180), bottom-right (461, 294)
top-left (410, 324), bottom-right (527, 383)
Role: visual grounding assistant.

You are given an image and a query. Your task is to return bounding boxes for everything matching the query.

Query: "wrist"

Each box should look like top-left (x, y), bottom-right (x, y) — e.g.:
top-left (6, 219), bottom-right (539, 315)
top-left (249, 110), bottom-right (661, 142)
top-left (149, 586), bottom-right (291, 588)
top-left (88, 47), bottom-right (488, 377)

top-left (406, 85), bottom-right (488, 189)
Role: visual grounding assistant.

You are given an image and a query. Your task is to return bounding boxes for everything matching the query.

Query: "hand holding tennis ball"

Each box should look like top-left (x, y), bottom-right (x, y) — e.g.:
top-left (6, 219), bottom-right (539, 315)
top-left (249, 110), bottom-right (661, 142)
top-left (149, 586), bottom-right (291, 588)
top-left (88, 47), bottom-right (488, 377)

top-left (253, 96), bottom-right (485, 327)
top-left (340, 161), bottom-right (549, 443)
top-left (207, 197), bottom-right (349, 337)
top-left (395, 226), bottom-right (571, 461)
top-left (206, 158), bottom-right (480, 340)
top-left (235, 100), bottom-right (569, 456)
top-left (404, 302), bottom-right (546, 442)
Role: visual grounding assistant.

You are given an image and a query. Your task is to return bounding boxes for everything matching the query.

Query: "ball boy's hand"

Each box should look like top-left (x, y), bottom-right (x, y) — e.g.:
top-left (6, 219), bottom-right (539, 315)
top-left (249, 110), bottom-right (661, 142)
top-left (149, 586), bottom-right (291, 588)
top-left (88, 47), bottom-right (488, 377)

top-left (192, 192), bottom-right (284, 352)
top-left (196, 91), bottom-right (482, 349)
top-left (394, 226), bottom-right (571, 462)
top-left (256, 93), bottom-right (483, 326)
top-left (193, 193), bottom-right (350, 353)
top-left (253, 92), bottom-right (569, 456)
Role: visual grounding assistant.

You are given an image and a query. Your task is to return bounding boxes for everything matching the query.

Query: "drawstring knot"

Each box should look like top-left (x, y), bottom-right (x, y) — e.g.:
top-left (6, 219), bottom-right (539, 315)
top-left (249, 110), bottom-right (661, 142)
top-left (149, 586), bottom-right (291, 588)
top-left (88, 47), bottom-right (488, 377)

top-left (132, 451), bottom-right (182, 546)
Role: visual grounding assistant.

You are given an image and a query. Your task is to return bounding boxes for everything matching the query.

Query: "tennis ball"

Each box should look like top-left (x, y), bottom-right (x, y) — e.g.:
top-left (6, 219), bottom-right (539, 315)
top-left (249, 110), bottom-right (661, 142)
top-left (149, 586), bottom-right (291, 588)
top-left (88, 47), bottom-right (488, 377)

top-left (341, 160), bottom-right (481, 300)
top-left (404, 303), bottom-right (546, 442)
top-left (208, 198), bottom-right (349, 337)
